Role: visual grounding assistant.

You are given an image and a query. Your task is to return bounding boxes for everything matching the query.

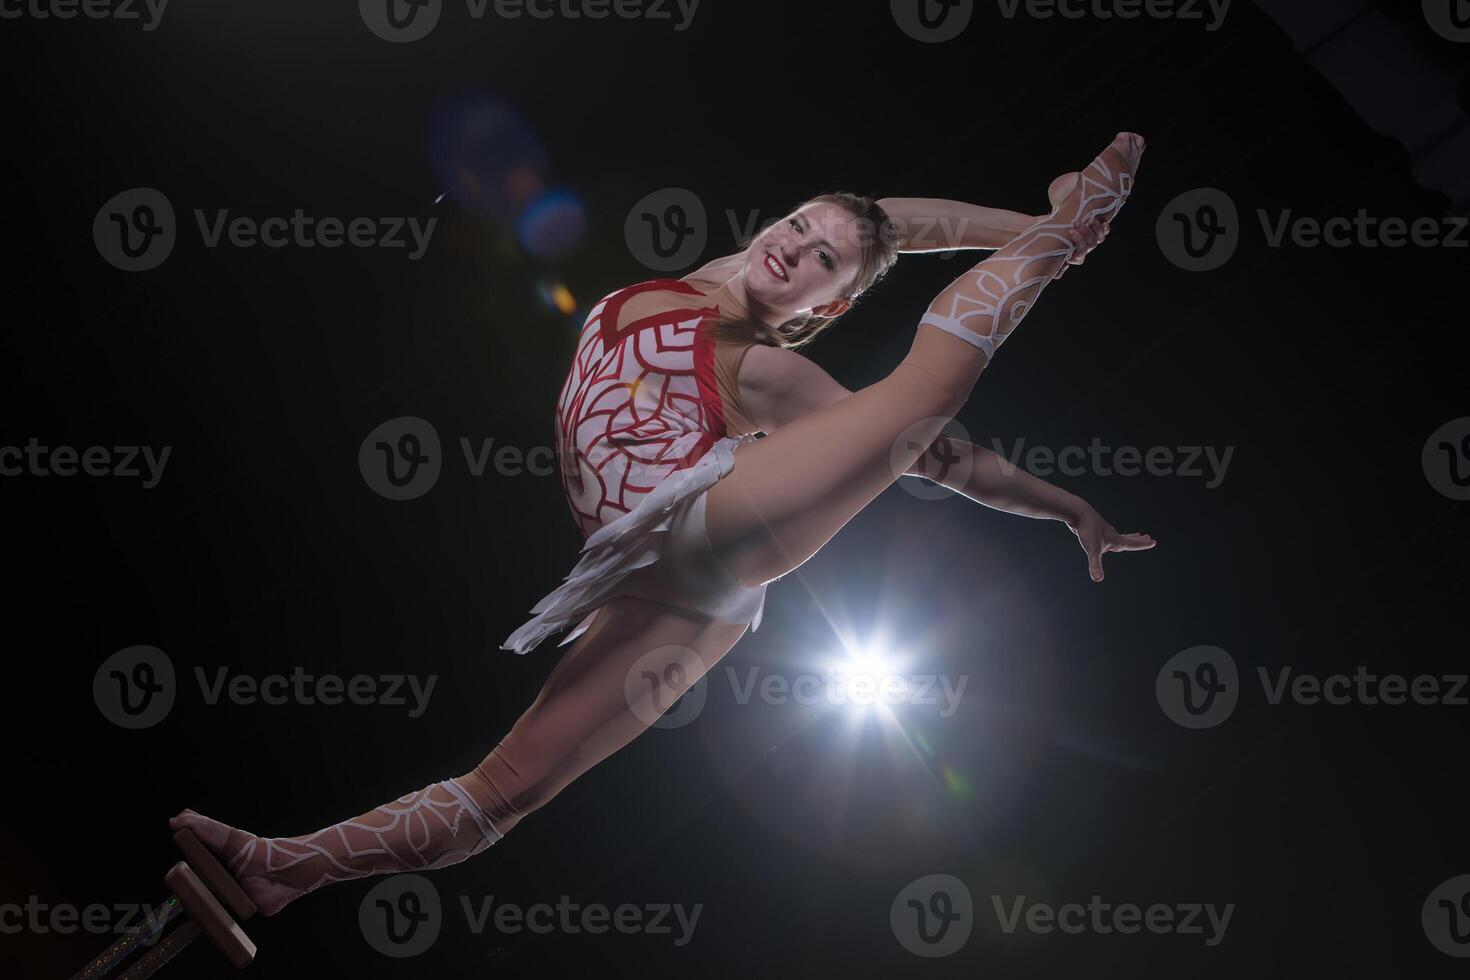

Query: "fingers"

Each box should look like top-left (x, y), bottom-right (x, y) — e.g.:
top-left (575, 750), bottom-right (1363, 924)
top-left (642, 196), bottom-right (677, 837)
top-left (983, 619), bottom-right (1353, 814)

top-left (1064, 215), bottom-right (1104, 259)
top-left (1089, 548), bottom-right (1104, 583)
top-left (1107, 532), bottom-right (1157, 552)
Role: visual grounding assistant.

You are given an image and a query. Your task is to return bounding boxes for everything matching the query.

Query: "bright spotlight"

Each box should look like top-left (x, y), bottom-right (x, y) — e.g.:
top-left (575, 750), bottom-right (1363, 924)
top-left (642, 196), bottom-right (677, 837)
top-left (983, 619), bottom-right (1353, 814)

top-left (826, 641), bottom-right (913, 713)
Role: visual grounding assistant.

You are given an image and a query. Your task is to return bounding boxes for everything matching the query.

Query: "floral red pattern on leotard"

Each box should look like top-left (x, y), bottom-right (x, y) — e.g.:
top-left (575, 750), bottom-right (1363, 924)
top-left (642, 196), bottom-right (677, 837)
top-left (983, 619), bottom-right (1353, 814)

top-left (554, 279), bottom-right (730, 538)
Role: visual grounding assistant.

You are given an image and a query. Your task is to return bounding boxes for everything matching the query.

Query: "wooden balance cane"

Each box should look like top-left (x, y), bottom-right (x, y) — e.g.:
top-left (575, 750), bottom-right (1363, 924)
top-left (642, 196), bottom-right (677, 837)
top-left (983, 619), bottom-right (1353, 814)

top-left (69, 829), bottom-right (258, 978)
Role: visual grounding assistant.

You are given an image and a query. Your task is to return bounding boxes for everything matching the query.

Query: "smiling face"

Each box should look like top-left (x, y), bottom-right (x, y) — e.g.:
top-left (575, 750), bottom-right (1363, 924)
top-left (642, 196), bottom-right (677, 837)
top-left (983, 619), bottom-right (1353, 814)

top-left (742, 200), bottom-right (868, 321)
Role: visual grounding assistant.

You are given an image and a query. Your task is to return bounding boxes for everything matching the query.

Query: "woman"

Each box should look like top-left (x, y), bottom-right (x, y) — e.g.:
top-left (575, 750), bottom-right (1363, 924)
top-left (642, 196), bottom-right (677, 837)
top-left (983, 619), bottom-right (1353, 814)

top-left (172, 133), bottom-right (1153, 917)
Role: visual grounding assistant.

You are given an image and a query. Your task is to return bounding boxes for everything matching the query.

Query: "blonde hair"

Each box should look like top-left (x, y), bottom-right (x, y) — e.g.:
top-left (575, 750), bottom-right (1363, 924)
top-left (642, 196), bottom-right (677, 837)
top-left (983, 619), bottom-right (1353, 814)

top-left (702, 192), bottom-right (899, 351)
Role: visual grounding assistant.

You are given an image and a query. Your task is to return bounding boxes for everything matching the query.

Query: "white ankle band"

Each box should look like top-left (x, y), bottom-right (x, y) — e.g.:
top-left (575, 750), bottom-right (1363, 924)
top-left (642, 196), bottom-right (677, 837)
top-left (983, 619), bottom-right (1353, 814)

top-left (442, 778), bottom-right (504, 843)
top-left (919, 312), bottom-right (999, 359)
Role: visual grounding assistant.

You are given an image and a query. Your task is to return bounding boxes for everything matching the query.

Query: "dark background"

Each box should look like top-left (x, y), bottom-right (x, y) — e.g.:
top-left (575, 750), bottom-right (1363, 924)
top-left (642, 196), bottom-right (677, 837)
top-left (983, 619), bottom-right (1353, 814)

top-left (3, 0), bottom-right (1468, 976)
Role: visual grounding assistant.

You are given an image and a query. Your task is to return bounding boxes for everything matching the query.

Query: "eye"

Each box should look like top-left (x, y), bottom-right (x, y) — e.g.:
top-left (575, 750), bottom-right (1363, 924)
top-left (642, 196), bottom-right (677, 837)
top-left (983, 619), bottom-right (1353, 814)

top-left (817, 250), bottom-right (833, 270)
top-left (789, 217), bottom-right (802, 233)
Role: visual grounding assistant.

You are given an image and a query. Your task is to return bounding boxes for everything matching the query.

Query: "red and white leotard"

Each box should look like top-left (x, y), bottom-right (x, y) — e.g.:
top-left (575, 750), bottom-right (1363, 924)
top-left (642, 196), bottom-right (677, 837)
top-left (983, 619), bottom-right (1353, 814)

top-left (555, 279), bottom-right (739, 539)
top-left (500, 278), bottom-right (766, 654)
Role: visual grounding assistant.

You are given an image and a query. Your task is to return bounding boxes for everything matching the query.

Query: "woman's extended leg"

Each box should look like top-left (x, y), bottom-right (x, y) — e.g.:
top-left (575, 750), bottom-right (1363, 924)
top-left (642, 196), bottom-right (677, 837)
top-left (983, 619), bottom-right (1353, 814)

top-left (706, 133), bottom-right (1145, 588)
top-left (172, 595), bottom-right (748, 916)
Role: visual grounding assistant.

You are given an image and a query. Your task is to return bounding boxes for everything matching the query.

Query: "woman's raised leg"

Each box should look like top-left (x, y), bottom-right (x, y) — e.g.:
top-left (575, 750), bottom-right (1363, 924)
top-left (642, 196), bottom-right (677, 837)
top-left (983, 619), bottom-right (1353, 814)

top-left (706, 133), bottom-right (1145, 588)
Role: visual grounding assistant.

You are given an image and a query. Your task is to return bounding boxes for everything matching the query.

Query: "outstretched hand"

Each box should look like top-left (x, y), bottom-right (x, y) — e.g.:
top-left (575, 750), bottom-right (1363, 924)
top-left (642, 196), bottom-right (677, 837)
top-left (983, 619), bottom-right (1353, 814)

top-left (1047, 171), bottom-right (1111, 280)
top-left (1066, 504), bottom-right (1156, 582)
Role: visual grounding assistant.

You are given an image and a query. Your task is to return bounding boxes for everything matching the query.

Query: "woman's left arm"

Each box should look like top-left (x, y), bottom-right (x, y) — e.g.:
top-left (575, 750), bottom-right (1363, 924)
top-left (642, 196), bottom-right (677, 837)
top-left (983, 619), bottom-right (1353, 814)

top-left (876, 197), bottom-right (1043, 252)
top-left (910, 437), bottom-right (1156, 581)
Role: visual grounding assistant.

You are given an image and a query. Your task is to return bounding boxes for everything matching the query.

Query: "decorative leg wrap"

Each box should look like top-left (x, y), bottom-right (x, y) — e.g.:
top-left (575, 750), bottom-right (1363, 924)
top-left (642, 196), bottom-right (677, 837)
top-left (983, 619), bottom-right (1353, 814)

top-left (921, 140), bottom-right (1138, 359)
top-left (227, 779), bottom-right (503, 901)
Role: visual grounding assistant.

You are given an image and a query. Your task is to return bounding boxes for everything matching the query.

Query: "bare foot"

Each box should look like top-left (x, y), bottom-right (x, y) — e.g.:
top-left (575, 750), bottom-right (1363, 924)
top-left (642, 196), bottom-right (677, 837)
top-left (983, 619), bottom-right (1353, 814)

top-left (169, 809), bottom-right (303, 917)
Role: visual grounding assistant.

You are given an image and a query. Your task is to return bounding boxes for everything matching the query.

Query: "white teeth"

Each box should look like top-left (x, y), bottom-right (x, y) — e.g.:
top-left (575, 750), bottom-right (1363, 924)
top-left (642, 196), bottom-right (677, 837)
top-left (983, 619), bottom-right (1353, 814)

top-left (765, 254), bottom-right (787, 281)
